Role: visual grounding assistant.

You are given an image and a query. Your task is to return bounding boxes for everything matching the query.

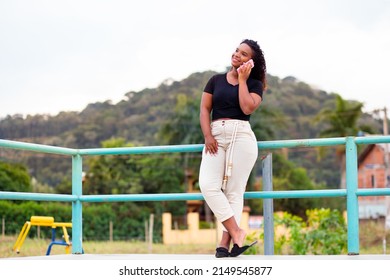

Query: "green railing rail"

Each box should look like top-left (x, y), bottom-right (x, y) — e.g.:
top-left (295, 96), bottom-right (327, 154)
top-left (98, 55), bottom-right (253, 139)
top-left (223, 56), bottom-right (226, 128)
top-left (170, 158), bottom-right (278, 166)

top-left (1, 135), bottom-right (390, 255)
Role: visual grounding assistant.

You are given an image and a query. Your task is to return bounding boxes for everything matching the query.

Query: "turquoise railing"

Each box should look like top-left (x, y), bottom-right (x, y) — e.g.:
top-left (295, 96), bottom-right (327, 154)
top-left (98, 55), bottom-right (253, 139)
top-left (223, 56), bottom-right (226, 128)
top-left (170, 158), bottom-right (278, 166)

top-left (1, 135), bottom-right (390, 255)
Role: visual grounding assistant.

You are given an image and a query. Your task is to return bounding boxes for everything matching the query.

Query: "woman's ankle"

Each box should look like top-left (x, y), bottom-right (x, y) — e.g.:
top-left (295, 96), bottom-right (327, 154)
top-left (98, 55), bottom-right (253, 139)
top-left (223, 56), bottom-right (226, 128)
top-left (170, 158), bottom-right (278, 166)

top-left (232, 228), bottom-right (246, 247)
top-left (217, 244), bottom-right (229, 250)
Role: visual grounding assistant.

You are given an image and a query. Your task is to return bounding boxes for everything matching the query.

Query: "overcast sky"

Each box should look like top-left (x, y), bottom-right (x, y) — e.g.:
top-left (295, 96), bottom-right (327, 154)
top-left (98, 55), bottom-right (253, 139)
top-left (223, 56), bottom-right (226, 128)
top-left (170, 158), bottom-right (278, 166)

top-left (1, 0), bottom-right (389, 119)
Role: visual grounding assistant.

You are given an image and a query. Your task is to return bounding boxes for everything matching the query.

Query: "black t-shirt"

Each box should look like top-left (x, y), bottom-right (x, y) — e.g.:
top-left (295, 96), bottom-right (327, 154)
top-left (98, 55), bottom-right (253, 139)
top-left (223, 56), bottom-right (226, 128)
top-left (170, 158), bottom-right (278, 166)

top-left (203, 73), bottom-right (263, 121)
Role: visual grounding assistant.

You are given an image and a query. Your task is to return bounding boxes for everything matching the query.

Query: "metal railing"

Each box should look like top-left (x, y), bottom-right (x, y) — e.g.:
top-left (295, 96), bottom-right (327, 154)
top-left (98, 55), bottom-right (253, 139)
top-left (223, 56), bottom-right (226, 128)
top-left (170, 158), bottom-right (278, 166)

top-left (1, 135), bottom-right (390, 255)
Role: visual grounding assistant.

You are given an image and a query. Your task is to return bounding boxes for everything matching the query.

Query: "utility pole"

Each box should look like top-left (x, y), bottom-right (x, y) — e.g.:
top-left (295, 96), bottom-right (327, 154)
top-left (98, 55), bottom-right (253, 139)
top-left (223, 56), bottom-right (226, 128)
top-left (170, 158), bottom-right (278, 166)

top-left (379, 107), bottom-right (390, 239)
top-left (372, 107), bottom-right (388, 135)
top-left (372, 107), bottom-right (390, 247)
top-left (383, 107), bottom-right (389, 135)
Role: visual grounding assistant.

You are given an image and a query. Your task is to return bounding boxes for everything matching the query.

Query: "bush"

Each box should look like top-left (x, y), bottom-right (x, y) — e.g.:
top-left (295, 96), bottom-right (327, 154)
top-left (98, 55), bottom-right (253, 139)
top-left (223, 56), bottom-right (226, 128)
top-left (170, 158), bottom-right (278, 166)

top-left (249, 208), bottom-right (347, 255)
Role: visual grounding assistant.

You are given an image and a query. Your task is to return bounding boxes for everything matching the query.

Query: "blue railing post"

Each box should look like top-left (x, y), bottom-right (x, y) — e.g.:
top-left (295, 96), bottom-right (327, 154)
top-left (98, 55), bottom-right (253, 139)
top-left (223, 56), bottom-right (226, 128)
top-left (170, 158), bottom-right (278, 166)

top-left (345, 137), bottom-right (359, 255)
top-left (72, 154), bottom-right (83, 254)
top-left (262, 153), bottom-right (274, 255)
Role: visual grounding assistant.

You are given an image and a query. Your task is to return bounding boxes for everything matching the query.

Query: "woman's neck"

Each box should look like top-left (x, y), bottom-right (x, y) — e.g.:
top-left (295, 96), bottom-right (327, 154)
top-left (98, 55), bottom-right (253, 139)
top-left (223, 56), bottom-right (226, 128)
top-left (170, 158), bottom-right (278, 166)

top-left (228, 67), bottom-right (238, 78)
top-left (226, 69), bottom-right (239, 86)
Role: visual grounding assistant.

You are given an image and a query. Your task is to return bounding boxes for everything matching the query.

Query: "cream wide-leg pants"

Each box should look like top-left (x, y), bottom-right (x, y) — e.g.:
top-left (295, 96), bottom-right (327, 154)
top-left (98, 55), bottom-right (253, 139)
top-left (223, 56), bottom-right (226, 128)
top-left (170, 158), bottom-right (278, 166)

top-left (199, 119), bottom-right (258, 230)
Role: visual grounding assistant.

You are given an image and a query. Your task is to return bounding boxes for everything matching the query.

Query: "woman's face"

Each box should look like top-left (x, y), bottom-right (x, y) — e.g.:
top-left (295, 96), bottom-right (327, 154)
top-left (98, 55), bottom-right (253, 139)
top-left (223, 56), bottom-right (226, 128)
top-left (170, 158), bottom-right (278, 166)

top-left (231, 43), bottom-right (253, 68)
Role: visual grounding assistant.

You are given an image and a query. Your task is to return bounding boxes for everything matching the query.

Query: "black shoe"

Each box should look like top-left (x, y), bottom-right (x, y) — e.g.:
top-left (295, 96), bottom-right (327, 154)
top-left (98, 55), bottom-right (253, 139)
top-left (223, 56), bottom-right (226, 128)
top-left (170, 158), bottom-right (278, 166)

top-left (215, 247), bottom-right (230, 258)
top-left (229, 241), bottom-right (257, 257)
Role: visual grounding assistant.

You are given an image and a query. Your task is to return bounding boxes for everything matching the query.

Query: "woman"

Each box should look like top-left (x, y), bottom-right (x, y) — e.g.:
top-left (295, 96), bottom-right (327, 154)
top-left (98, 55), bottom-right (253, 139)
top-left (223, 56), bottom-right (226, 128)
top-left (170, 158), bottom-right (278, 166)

top-left (199, 39), bottom-right (266, 257)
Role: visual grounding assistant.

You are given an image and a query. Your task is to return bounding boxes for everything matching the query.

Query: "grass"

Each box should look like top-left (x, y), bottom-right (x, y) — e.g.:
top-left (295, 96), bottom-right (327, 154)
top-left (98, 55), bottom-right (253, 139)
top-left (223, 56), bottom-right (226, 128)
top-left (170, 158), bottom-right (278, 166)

top-left (1, 235), bottom-right (218, 258)
top-left (359, 219), bottom-right (389, 254)
top-left (1, 219), bottom-right (388, 258)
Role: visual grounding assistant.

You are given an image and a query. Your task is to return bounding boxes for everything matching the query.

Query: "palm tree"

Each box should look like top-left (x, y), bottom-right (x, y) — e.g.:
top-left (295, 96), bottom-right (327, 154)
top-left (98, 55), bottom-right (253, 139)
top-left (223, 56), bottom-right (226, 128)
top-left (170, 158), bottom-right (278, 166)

top-left (158, 93), bottom-right (203, 146)
top-left (313, 93), bottom-right (369, 188)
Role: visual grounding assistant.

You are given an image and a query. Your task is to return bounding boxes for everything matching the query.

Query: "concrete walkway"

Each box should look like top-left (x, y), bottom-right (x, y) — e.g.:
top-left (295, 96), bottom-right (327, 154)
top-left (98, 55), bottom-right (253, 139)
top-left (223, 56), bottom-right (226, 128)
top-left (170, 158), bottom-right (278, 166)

top-left (3, 253), bottom-right (389, 280)
top-left (3, 253), bottom-right (390, 260)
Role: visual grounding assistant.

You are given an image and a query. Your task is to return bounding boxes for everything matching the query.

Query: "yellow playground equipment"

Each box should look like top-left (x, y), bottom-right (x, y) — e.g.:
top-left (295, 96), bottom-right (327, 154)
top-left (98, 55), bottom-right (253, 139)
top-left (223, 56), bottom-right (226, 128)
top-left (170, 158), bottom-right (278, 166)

top-left (13, 216), bottom-right (73, 255)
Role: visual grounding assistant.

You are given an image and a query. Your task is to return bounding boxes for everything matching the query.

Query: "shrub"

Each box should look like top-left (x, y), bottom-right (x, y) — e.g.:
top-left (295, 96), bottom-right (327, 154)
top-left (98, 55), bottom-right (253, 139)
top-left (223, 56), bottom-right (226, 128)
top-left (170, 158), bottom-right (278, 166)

top-left (250, 208), bottom-right (347, 255)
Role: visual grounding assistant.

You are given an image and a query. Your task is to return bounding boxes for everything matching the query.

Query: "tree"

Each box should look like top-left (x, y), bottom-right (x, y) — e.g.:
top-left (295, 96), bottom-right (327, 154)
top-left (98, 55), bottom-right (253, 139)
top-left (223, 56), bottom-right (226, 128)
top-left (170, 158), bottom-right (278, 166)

top-left (83, 138), bottom-right (145, 195)
top-left (83, 137), bottom-right (185, 212)
top-left (0, 161), bottom-right (32, 192)
top-left (313, 93), bottom-right (374, 188)
top-left (315, 94), bottom-right (365, 137)
top-left (271, 153), bottom-right (323, 217)
top-left (158, 93), bottom-right (203, 193)
top-left (81, 137), bottom-right (186, 240)
top-left (158, 93), bottom-right (203, 146)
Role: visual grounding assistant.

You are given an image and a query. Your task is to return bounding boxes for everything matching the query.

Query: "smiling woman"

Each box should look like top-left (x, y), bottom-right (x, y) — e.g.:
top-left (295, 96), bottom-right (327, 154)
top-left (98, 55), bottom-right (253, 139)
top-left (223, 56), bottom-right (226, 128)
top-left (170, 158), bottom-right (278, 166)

top-left (198, 39), bottom-right (267, 258)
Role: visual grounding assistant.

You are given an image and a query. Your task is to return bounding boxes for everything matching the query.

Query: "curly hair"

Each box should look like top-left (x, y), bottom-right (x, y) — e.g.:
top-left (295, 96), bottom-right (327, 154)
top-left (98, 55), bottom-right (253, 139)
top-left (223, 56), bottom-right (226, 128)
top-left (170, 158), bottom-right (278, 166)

top-left (241, 39), bottom-right (267, 90)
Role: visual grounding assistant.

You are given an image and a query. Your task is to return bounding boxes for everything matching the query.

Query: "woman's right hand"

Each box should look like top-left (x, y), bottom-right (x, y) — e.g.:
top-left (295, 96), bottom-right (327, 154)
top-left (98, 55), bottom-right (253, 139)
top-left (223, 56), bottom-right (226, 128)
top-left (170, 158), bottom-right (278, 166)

top-left (204, 135), bottom-right (218, 155)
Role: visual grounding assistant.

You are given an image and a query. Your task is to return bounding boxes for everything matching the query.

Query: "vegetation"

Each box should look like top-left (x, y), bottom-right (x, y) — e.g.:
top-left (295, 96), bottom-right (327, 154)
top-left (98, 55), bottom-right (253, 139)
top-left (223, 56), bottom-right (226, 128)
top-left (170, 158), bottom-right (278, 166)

top-left (313, 94), bottom-right (376, 188)
top-left (276, 209), bottom-right (347, 255)
top-left (0, 161), bottom-right (32, 192)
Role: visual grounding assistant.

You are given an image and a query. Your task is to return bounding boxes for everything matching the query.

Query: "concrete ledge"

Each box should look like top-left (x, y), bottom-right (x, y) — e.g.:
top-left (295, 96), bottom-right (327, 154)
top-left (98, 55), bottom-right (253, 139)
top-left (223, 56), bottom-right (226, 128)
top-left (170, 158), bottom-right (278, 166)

top-left (3, 253), bottom-right (390, 260)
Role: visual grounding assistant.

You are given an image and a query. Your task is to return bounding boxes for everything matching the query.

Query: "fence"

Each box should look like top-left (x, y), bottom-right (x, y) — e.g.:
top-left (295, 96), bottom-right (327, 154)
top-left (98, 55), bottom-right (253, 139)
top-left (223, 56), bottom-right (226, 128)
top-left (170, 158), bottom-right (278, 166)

top-left (1, 135), bottom-right (390, 255)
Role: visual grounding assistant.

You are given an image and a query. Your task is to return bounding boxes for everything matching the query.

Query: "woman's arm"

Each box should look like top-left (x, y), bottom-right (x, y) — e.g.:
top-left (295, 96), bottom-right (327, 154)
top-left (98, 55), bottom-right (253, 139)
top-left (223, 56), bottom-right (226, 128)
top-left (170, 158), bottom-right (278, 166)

top-left (237, 64), bottom-right (262, 115)
top-left (199, 92), bottom-right (218, 154)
